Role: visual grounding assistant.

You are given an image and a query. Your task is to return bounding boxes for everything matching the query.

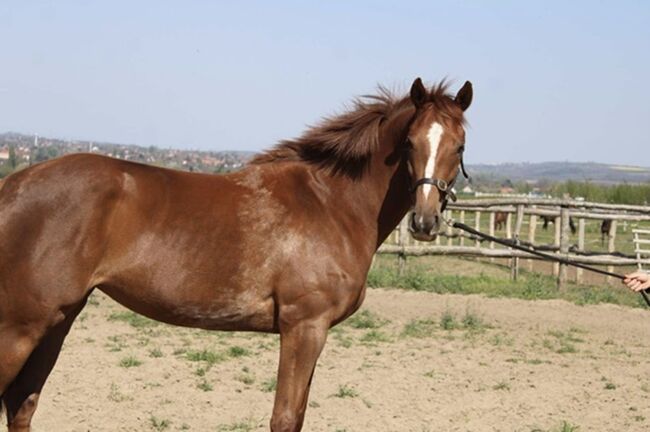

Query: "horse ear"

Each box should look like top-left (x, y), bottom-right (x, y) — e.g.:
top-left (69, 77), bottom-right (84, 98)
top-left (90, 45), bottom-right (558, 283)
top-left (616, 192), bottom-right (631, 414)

top-left (455, 81), bottom-right (473, 111)
top-left (410, 77), bottom-right (428, 109)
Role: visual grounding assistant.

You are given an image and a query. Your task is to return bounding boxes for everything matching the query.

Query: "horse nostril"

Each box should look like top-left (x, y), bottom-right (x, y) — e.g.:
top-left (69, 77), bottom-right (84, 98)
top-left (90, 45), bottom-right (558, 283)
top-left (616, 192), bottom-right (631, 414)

top-left (409, 212), bottom-right (418, 232)
top-left (429, 215), bottom-right (440, 235)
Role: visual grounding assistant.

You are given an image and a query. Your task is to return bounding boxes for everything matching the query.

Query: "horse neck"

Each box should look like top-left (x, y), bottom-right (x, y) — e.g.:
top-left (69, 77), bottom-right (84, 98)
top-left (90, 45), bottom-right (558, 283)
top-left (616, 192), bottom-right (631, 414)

top-left (338, 107), bottom-right (414, 250)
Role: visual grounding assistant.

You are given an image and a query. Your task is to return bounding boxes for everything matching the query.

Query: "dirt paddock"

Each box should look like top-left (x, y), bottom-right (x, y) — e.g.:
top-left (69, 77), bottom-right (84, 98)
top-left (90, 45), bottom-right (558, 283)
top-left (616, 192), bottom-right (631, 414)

top-left (8, 288), bottom-right (650, 432)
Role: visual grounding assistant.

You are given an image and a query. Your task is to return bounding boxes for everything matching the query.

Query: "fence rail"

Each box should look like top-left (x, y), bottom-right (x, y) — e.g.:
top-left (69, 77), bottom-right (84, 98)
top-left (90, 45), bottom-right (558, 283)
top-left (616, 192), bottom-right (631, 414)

top-left (377, 197), bottom-right (650, 289)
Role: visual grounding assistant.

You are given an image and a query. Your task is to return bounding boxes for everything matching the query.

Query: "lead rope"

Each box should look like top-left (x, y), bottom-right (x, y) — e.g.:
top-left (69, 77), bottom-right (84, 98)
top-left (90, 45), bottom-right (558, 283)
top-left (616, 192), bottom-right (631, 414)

top-left (447, 219), bottom-right (650, 307)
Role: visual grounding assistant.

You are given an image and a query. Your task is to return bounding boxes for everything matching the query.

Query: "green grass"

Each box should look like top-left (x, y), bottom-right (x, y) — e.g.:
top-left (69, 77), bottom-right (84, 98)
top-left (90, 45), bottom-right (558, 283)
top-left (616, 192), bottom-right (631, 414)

top-left (260, 377), bottom-right (277, 393)
top-left (228, 346), bottom-right (251, 358)
top-left (462, 311), bottom-right (488, 331)
top-left (197, 379), bottom-right (213, 392)
top-left (544, 329), bottom-right (585, 354)
top-left (360, 330), bottom-right (391, 344)
top-left (333, 384), bottom-right (359, 399)
top-left (107, 383), bottom-right (132, 402)
top-left (216, 418), bottom-right (259, 432)
top-left (236, 373), bottom-right (255, 385)
top-left (440, 311), bottom-right (457, 330)
top-left (401, 311), bottom-right (488, 337)
top-left (149, 415), bottom-right (170, 431)
top-left (531, 420), bottom-right (580, 432)
top-left (108, 311), bottom-right (159, 328)
top-left (330, 327), bottom-right (354, 348)
top-left (185, 349), bottom-right (226, 365)
top-left (401, 318), bottom-right (438, 338)
top-left (556, 421), bottom-right (580, 432)
top-left (345, 310), bottom-right (389, 329)
top-left (119, 355), bottom-right (142, 368)
top-left (488, 333), bottom-right (514, 347)
top-left (367, 258), bottom-right (645, 308)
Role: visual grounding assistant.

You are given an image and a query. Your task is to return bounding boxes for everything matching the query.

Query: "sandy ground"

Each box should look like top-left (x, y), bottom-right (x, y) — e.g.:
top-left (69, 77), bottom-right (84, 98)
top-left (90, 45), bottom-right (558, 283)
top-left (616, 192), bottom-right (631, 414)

top-left (7, 289), bottom-right (650, 432)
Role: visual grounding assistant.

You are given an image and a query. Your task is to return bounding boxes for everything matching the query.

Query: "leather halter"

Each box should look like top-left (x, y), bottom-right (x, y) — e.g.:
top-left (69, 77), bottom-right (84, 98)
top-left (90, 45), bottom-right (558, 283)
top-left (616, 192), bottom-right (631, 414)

top-left (410, 177), bottom-right (458, 202)
top-left (409, 152), bottom-right (470, 209)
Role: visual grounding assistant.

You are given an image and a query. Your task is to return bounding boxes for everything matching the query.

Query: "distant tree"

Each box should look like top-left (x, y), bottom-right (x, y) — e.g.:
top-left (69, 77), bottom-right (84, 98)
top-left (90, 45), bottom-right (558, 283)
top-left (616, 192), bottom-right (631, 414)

top-left (47, 147), bottom-right (59, 159)
top-left (550, 180), bottom-right (650, 205)
top-left (0, 163), bottom-right (13, 178)
top-left (8, 145), bottom-right (17, 169)
top-left (34, 147), bottom-right (49, 163)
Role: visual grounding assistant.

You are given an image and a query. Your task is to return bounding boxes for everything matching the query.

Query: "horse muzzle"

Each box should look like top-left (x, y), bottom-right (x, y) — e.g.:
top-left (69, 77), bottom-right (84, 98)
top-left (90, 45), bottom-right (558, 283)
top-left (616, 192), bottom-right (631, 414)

top-left (408, 211), bottom-right (440, 242)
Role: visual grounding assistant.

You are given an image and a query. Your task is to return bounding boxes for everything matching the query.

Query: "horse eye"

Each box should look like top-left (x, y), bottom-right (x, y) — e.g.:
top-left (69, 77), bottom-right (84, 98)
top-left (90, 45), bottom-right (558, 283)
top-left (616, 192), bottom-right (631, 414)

top-left (457, 145), bottom-right (465, 154)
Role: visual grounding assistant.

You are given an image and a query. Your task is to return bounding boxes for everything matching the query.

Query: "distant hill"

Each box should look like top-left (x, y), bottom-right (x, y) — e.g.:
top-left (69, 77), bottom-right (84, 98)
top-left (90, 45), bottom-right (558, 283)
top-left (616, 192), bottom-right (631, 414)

top-left (0, 132), bottom-right (255, 173)
top-left (466, 162), bottom-right (650, 184)
top-left (2, 132), bottom-right (649, 184)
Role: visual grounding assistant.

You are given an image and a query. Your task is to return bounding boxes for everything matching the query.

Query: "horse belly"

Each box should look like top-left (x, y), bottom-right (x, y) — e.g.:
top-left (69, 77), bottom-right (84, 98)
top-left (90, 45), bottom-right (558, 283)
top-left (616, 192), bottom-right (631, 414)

top-left (98, 280), bottom-right (277, 333)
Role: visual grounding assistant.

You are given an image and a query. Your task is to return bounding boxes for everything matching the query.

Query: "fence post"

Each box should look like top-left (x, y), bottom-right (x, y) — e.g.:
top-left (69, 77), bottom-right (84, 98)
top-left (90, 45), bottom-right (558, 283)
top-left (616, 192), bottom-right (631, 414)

top-left (398, 216), bottom-right (408, 276)
top-left (607, 220), bottom-right (618, 284)
top-left (528, 205), bottom-right (537, 271)
top-left (459, 210), bottom-right (466, 246)
top-left (553, 214), bottom-right (561, 278)
top-left (446, 210), bottom-right (453, 246)
top-left (558, 207), bottom-right (571, 291)
top-left (489, 212), bottom-right (495, 263)
top-left (474, 211), bottom-right (481, 248)
top-left (576, 218), bottom-right (586, 284)
top-left (635, 231), bottom-right (642, 270)
top-left (512, 205), bottom-right (525, 280)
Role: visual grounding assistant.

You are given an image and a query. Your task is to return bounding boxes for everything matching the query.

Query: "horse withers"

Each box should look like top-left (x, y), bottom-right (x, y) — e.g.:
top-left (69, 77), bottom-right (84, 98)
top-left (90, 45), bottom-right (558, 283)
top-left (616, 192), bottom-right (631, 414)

top-left (0, 78), bottom-right (472, 432)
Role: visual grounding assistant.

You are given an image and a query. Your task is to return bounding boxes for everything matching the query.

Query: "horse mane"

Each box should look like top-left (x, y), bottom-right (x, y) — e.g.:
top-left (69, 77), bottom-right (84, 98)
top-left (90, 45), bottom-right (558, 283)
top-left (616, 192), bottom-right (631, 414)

top-left (250, 81), bottom-right (460, 177)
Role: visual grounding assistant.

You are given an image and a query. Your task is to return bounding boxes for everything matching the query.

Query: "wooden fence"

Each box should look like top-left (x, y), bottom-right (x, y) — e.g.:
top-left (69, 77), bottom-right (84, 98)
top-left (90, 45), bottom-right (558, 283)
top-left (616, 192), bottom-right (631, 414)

top-left (377, 197), bottom-right (650, 289)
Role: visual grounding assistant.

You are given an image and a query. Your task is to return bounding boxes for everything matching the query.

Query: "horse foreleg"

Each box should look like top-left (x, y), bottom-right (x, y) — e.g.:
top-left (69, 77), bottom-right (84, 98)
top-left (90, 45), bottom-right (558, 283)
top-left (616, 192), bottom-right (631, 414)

top-left (3, 299), bottom-right (86, 432)
top-left (270, 319), bottom-right (328, 432)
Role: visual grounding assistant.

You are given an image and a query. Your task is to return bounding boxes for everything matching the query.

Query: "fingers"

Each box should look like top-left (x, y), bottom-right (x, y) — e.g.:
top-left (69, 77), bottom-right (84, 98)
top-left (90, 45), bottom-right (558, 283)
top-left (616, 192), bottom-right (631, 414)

top-left (625, 271), bottom-right (648, 280)
top-left (623, 271), bottom-right (650, 291)
top-left (638, 280), bottom-right (650, 292)
top-left (625, 271), bottom-right (649, 281)
top-left (623, 278), bottom-right (650, 292)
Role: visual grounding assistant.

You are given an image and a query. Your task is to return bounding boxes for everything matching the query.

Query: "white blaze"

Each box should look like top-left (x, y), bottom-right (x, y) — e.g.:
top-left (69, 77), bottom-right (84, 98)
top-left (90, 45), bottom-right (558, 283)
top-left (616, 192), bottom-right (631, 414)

top-left (423, 122), bottom-right (443, 199)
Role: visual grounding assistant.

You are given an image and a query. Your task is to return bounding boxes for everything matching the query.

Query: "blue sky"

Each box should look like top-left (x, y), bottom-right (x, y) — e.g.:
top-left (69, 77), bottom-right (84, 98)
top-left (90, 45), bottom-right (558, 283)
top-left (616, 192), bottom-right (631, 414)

top-left (1, 1), bottom-right (649, 165)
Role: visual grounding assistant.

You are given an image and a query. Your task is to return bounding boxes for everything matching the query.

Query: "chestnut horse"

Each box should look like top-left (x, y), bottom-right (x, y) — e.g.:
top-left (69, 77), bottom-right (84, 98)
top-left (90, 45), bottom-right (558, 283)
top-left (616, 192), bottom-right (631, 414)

top-left (494, 211), bottom-right (508, 231)
top-left (0, 78), bottom-right (472, 431)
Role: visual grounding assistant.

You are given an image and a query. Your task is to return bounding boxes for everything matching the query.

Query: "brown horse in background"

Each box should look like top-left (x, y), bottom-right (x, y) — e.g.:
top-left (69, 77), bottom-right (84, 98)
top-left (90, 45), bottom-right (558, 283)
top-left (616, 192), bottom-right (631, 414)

top-left (494, 211), bottom-right (508, 231)
top-left (601, 219), bottom-right (613, 245)
top-left (0, 78), bottom-right (472, 431)
top-left (540, 214), bottom-right (577, 235)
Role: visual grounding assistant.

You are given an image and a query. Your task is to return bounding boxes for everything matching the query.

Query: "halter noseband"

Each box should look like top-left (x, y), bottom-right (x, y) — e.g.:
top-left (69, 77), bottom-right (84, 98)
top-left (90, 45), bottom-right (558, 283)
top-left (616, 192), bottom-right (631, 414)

top-left (410, 177), bottom-right (458, 202)
top-left (409, 152), bottom-right (470, 208)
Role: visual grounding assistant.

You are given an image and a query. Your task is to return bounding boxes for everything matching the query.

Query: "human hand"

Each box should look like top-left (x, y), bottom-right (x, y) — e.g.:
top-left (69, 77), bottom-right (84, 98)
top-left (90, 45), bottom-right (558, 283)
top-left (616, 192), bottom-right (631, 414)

top-left (623, 271), bottom-right (650, 292)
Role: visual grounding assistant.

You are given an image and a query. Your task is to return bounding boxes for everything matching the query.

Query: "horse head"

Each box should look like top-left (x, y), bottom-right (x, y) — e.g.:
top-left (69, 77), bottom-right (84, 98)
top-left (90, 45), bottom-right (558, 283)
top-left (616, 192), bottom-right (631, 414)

top-left (405, 78), bottom-right (473, 241)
